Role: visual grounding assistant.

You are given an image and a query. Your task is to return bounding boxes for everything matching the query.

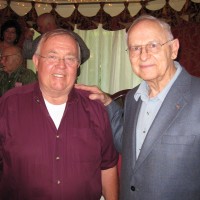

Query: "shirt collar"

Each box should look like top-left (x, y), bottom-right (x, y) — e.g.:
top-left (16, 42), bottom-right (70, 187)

top-left (33, 83), bottom-right (79, 105)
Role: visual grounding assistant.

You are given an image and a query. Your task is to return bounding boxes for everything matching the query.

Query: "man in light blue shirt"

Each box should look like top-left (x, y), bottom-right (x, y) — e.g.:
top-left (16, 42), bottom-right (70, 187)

top-left (135, 61), bottom-right (182, 158)
top-left (76, 15), bottom-right (200, 200)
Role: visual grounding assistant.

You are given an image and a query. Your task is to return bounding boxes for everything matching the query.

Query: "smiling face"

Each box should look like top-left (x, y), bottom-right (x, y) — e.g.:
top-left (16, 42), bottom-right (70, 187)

top-left (127, 19), bottom-right (179, 89)
top-left (33, 33), bottom-right (80, 102)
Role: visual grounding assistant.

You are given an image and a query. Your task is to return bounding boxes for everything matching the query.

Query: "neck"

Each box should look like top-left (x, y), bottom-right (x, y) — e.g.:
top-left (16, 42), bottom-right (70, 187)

top-left (42, 90), bottom-right (70, 105)
top-left (3, 41), bottom-right (13, 47)
top-left (148, 66), bottom-right (176, 98)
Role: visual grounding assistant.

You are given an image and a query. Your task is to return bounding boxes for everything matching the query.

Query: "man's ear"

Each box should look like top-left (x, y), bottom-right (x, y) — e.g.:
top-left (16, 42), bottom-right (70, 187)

top-left (32, 54), bottom-right (39, 71)
top-left (171, 38), bottom-right (179, 60)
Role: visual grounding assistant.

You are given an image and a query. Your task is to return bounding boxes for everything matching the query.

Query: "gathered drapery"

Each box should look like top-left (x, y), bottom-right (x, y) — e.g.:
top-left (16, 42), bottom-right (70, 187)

top-left (0, 0), bottom-right (199, 94)
top-left (76, 26), bottom-right (142, 94)
top-left (0, 0), bottom-right (199, 31)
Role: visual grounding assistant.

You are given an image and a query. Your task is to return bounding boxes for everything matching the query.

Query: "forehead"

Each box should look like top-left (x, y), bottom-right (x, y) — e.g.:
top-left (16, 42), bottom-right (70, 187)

top-left (5, 27), bottom-right (16, 32)
top-left (41, 34), bottom-right (78, 52)
top-left (128, 20), bottom-right (167, 43)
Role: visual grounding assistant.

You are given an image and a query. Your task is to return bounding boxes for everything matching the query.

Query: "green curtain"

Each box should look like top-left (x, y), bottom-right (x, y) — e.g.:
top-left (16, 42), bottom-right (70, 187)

top-left (75, 25), bottom-right (141, 94)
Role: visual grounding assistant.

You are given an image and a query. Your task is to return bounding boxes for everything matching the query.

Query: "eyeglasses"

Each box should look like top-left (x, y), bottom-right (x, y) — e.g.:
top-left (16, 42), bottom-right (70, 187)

top-left (37, 54), bottom-right (80, 66)
top-left (126, 39), bottom-right (174, 57)
top-left (0, 54), bottom-right (19, 60)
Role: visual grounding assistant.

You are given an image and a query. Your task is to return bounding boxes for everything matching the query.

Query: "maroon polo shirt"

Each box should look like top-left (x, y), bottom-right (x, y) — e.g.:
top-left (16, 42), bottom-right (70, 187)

top-left (0, 82), bottom-right (118, 200)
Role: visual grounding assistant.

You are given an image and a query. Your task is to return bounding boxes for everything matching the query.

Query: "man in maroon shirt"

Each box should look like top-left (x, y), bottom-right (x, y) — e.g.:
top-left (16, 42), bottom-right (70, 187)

top-left (0, 29), bottom-right (118, 200)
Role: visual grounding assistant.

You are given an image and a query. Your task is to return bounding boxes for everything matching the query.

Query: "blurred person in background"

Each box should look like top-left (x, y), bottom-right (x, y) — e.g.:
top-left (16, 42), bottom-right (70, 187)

top-left (0, 46), bottom-right (37, 97)
top-left (0, 19), bottom-right (21, 55)
top-left (23, 13), bottom-right (90, 65)
top-left (0, 19), bottom-right (22, 71)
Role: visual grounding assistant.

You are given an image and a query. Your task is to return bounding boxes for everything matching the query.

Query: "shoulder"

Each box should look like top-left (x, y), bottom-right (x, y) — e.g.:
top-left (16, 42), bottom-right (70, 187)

top-left (75, 88), bottom-right (103, 105)
top-left (0, 70), bottom-right (6, 78)
top-left (1, 82), bottom-right (37, 102)
top-left (18, 67), bottom-right (34, 73)
top-left (176, 68), bottom-right (200, 92)
top-left (73, 88), bottom-right (107, 113)
top-left (18, 67), bottom-right (36, 78)
top-left (126, 85), bottom-right (139, 101)
top-left (189, 76), bottom-right (200, 96)
top-left (191, 75), bottom-right (200, 86)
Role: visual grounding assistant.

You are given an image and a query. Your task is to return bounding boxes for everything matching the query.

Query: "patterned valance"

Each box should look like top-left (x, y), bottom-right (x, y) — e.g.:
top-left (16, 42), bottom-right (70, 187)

top-left (0, 0), bottom-right (199, 31)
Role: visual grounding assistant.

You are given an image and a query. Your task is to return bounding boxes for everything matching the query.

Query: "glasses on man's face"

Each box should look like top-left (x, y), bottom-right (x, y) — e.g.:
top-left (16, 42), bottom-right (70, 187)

top-left (37, 54), bottom-right (80, 66)
top-left (126, 39), bottom-right (174, 57)
top-left (0, 54), bottom-right (19, 61)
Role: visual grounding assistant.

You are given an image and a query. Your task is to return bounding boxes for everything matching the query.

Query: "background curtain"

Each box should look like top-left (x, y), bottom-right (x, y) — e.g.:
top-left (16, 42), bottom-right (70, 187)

top-left (76, 26), bottom-right (141, 94)
top-left (27, 21), bottom-right (200, 95)
top-left (1, 0), bottom-right (199, 94)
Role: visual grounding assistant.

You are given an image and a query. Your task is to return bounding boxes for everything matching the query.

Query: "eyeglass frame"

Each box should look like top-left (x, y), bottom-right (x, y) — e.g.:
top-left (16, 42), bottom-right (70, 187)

top-left (0, 53), bottom-right (20, 60)
top-left (126, 39), bottom-right (174, 57)
top-left (36, 54), bottom-right (80, 66)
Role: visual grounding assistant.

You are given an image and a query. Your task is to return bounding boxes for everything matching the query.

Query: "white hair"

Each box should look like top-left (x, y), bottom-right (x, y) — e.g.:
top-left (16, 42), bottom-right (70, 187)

top-left (127, 15), bottom-right (174, 42)
top-left (35, 29), bottom-right (81, 62)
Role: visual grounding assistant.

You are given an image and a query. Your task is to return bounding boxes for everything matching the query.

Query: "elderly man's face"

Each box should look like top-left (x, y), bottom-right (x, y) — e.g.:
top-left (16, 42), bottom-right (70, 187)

top-left (127, 20), bottom-right (179, 86)
top-left (33, 34), bottom-right (80, 98)
top-left (0, 47), bottom-right (20, 74)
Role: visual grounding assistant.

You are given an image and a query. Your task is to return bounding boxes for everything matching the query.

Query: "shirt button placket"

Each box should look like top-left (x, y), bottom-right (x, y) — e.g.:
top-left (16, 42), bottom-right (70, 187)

top-left (55, 134), bottom-right (61, 187)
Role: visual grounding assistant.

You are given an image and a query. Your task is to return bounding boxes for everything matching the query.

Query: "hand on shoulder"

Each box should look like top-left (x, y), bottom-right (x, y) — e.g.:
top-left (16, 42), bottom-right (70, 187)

top-left (75, 84), bottom-right (112, 106)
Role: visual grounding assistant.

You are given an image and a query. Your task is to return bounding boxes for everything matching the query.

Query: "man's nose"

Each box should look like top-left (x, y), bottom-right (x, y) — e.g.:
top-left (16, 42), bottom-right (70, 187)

top-left (140, 46), bottom-right (150, 61)
top-left (56, 58), bottom-right (67, 69)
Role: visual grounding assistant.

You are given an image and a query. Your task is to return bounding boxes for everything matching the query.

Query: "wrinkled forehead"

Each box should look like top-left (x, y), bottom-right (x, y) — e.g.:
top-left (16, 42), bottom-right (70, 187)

top-left (44, 34), bottom-right (77, 45)
top-left (40, 34), bottom-right (79, 52)
top-left (130, 19), bottom-right (165, 35)
top-left (127, 19), bottom-right (167, 43)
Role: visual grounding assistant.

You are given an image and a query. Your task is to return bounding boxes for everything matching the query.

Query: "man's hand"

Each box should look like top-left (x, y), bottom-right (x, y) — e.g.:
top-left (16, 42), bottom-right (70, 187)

top-left (75, 84), bottom-right (112, 106)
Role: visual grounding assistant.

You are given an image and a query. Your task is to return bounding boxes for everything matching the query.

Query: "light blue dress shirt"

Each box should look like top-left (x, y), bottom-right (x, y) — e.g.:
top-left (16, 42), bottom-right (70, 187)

top-left (134, 61), bottom-right (182, 158)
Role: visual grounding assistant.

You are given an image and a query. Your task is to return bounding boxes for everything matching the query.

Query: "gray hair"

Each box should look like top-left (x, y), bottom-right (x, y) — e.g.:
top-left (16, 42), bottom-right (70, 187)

top-left (127, 15), bottom-right (174, 41)
top-left (35, 29), bottom-right (81, 62)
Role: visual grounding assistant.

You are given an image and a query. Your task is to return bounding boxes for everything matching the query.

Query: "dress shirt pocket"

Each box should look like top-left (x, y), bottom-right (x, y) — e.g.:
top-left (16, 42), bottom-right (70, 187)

top-left (161, 135), bottom-right (195, 145)
top-left (70, 128), bottom-right (101, 162)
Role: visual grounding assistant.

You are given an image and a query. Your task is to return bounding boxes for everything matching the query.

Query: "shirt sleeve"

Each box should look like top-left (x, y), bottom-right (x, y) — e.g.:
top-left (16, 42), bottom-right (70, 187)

top-left (99, 105), bottom-right (119, 170)
top-left (0, 97), bottom-right (7, 178)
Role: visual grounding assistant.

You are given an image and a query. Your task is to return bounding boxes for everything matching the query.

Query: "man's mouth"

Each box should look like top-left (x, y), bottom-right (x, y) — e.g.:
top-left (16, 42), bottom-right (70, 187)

top-left (52, 73), bottom-right (65, 78)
